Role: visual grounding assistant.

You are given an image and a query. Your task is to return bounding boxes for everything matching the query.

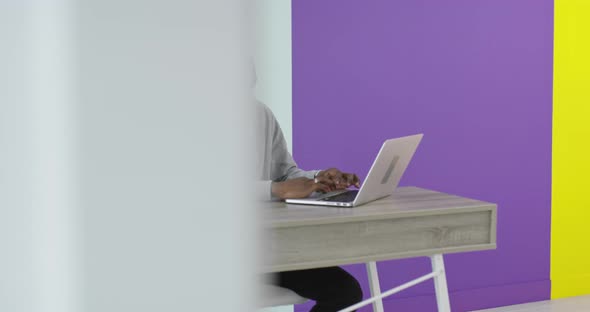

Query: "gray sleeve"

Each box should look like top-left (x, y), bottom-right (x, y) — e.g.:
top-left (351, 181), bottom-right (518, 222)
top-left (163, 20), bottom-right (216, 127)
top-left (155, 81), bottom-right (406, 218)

top-left (269, 111), bottom-right (320, 182)
top-left (255, 104), bottom-right (321, 201)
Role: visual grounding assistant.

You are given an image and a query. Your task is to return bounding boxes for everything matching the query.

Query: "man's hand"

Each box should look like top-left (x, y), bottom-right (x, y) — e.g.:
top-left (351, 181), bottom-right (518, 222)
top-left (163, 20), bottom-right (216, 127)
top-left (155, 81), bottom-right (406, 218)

top-left (272, 177), bottom-right (331, 200)
top-left (315, 168), bottom-right (360, 191)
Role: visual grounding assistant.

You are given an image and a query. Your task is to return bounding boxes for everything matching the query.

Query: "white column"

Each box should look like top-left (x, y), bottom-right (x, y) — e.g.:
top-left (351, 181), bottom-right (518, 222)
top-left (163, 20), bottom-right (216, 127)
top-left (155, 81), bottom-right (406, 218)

top-left (77, 1), bottom-right (255, 312)
top-left (1, 1), bottom-right (256, 312)
top-left (29, 1), bottom-right (80, 312)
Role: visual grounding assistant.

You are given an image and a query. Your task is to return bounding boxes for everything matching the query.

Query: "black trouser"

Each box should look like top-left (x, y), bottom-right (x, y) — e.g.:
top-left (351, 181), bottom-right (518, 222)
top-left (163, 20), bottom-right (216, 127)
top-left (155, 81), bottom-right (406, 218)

top-left (272, 266), bottom-right (363, 312)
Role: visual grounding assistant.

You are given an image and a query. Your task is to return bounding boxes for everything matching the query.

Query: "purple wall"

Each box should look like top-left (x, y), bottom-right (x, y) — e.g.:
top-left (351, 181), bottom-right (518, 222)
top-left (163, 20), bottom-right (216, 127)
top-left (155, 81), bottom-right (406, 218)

top-left (292, 1), bottom-right (553, 311)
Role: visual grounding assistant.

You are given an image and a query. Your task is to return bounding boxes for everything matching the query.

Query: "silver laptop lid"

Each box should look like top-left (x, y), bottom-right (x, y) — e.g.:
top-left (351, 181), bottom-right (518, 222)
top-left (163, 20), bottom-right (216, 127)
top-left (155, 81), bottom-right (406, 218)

top-left (353, 134), bottom-right (423, 206)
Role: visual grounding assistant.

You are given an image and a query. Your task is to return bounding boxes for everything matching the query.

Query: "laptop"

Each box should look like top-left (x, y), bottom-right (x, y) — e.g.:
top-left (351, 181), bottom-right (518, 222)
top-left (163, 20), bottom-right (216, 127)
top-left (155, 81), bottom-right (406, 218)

top-left (285, 134), bottom-right (423, 207)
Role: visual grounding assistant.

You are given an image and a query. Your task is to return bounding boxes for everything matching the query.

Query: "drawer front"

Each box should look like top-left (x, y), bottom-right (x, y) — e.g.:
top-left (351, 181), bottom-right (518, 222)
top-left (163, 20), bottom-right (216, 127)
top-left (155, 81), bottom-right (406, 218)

top-left (265, 210), bottom-right (494, 272)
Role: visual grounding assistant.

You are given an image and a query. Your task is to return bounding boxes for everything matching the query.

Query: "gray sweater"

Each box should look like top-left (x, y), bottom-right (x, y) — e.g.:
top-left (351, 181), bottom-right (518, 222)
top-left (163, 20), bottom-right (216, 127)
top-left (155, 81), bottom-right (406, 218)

top-left (256, 103), bottom-right (319, 200)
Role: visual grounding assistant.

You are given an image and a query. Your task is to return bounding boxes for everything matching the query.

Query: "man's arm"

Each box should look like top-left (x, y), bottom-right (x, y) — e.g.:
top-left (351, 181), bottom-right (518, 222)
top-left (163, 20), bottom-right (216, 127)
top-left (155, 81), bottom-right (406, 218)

top-left (255, 104), bottom-right (321, 200)
top-left (268, 115), bottom-right (361, 192)
top-left (257, 104), bottom-right (359, 200)
top-left (267, 107), bottom-right (319, 182)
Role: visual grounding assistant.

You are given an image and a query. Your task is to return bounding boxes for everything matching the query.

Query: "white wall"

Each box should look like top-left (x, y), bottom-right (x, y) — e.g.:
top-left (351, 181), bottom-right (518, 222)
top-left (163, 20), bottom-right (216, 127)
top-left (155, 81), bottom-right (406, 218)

top-left (255, 0), bottom-right (293, 149)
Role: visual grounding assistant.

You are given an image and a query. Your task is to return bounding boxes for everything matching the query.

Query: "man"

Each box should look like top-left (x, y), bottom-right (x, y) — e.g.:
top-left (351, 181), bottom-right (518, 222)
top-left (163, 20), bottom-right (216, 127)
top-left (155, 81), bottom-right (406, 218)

top-left (257, 103), bottom-right (363, 312)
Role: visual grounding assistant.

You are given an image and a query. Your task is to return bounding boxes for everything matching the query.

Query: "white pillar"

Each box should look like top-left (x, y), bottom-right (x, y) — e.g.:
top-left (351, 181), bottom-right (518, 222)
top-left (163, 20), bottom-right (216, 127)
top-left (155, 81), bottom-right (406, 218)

top-left (1, 1), bottom-right (256, 312)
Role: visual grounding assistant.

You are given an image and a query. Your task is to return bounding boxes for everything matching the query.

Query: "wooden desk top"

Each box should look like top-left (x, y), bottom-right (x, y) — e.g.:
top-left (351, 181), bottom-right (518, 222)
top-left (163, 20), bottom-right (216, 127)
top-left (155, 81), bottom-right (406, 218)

top-left (264, 187), bottom-right (496, 228)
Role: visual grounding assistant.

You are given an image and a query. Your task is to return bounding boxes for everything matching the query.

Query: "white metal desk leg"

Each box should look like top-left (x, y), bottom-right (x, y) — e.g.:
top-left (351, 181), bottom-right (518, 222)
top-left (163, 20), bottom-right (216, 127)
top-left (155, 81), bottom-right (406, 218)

top-left (430, 254), bottom-right (451, 312)
top-left (366, 261), bottom-right (384, 312)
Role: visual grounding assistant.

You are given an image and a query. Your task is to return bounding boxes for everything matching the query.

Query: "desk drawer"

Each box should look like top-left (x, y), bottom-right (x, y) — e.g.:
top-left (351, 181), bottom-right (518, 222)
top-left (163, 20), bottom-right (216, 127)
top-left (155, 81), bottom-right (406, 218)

top-left (265, 210), bottom-right (495, 272)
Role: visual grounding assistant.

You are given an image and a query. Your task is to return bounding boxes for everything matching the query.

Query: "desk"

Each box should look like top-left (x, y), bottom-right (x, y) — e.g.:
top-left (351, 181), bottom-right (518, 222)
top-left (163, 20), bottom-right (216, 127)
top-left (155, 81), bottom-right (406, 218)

top-left (263, 187), bottom-right (497, 312)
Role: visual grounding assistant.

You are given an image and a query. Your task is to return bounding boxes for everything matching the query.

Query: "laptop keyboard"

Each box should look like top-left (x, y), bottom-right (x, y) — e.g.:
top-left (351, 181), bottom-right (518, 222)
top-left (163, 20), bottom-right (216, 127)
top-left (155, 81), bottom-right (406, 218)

top-left (321, 190), bottom-right (359, 203)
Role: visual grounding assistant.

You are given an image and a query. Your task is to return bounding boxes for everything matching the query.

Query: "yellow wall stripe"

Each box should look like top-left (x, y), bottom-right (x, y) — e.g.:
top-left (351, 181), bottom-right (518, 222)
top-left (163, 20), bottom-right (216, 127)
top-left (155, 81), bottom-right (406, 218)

top-left (551, 0), bottom-right (590, 299)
